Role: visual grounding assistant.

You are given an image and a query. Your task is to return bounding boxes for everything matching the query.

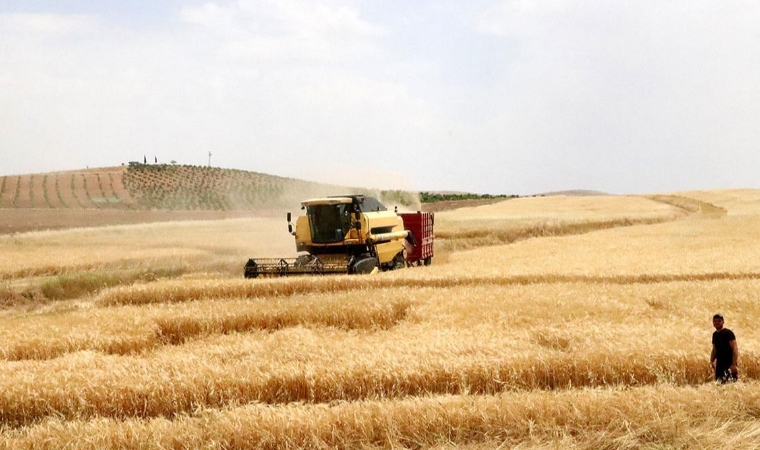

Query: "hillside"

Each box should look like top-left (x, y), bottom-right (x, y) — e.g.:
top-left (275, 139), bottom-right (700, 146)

top-left (0, 165), bottom-right (420, 212)
top-left (0, 165), bottom-right (427, 234)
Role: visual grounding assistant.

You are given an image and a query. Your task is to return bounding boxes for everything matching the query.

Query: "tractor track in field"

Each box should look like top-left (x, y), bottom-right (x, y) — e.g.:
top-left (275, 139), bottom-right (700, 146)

top-left (645, 194), bottom-right (727, 217)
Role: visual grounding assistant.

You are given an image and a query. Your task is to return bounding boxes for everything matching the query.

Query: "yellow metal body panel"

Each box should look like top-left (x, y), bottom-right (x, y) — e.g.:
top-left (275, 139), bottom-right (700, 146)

top-left (293, 202), bottom-right (406, 266)
top-left (375, 240), bottom-right (404, 265)
top-left (294, 216), bottom-right (311, 252)
top-left (361, 210), bottom-right (405, 265)
top-left (301, 197), bottom-right (354, 206)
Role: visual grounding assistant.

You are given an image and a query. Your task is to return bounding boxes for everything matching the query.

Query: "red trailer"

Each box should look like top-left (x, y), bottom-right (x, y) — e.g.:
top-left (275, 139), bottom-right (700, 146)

top-left (398, 211), bottom-right (434, 266)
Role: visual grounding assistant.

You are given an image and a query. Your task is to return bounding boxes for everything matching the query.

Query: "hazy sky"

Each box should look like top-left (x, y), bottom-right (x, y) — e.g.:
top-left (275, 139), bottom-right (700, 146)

top-left (1, 1), bottom-right (758, 195)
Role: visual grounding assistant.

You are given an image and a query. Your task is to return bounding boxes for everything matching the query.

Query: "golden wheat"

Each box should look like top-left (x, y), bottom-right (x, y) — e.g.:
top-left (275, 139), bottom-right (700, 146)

top-left (4, 382), bottom-right (760, 449)
top-left (436, 195), bottom-right (684, 221)
top-left (676, 188), bottom-right (760, 216)
top-left (443, 215), bottom-right (760, 279)
top-left (2, 191), bottom-right (760, 448)
top-left (432, 195), bottom-right (687, 253)
top-left (3, 280), bottom-right (759, 427)
top-left (0, 293), bottom-right (412, 360)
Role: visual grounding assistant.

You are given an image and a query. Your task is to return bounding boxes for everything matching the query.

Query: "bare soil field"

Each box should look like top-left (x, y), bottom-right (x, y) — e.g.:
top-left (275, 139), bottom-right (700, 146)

top-left (42, 174), bottom-right (63, 209)
top-left (55, 173), bottom-right (80, 208)
top-left (17, 175), bottom-right (33, 208)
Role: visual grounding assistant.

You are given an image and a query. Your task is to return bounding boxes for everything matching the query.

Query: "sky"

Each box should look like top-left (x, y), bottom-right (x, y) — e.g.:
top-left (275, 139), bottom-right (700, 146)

top-left (1, 1), bottom-right (759, 195)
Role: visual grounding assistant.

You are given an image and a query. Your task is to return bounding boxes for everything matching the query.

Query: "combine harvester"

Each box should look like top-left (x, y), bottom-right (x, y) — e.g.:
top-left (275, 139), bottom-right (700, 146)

top-left (244, 195), bottom-right (433, 278)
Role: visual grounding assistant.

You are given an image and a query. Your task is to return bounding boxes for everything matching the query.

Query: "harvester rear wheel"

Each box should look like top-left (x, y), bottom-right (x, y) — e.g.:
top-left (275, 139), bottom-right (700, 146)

top-left (392, 253), bottom-right (406, 270)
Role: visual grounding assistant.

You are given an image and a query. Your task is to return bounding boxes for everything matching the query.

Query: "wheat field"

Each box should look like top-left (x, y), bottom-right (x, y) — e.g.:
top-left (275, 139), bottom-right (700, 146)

top-left (2, 191), bottom-right (760, 449)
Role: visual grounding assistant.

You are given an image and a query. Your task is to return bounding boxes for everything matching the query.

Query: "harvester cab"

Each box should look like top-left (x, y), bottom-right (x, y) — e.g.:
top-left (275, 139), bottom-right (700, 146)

top-left (244, 195), bottom-right (434, 278)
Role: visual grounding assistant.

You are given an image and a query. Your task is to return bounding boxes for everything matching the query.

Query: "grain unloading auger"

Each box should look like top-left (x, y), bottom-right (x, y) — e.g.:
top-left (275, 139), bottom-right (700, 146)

top-left (244, 195), bottom-right (434, 278)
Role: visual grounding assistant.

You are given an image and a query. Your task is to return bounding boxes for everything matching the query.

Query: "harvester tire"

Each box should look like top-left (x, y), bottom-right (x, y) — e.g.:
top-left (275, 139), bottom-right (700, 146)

top-left (244, 259), bottom-right (259, 278)
top-left (392, 253), bottom-right (406, 270)
top-left (350, 256), bottom-right (380, 274)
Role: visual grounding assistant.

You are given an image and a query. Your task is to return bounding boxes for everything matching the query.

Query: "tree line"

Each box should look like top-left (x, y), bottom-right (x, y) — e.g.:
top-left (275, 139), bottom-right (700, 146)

top-left (419, 192), bottom-right (518, 203)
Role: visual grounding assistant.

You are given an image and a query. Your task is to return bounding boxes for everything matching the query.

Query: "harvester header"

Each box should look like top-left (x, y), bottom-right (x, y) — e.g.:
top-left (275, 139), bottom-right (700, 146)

top-left (244, 195), bottom-right (434, 278)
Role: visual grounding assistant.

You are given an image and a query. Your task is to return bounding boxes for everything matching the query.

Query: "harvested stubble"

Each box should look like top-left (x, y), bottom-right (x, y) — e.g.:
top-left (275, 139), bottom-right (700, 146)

top-left (4, 382), bottom-right (760, 449)
top-left (0, 217), bottom-right (293, 280)
top-left (0, 248), bottom-right (205, 281)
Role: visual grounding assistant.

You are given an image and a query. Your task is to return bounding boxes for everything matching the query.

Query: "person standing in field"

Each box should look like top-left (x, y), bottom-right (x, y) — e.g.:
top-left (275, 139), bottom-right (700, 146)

top-left (711, 313), bottom-right (739, 383)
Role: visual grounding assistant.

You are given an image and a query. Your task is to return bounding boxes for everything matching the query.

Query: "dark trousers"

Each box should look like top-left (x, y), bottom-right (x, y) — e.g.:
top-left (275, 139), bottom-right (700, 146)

top-left (715, 366), bottom-right (738, 383)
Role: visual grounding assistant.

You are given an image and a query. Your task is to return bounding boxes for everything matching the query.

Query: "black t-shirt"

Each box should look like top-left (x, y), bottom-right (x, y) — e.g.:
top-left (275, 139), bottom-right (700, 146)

top-left (712, 328), bottom-right (736, 367)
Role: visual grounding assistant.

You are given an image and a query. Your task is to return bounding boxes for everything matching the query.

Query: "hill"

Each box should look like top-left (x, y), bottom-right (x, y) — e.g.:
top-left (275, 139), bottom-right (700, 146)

top-left (0, 164), bottom-right (420, 212)
top-left (0, 165), bottom-right (428, 233)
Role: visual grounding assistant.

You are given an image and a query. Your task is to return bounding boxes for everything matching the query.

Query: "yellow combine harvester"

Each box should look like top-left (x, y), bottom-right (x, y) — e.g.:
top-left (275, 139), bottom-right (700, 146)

top-left (244, 195), bottom-right (434, 278)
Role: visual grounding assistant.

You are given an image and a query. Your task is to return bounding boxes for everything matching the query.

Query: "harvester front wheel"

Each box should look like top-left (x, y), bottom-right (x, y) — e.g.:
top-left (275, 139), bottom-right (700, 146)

top-left (350, 255), bottom-right (380, 274)
top-left (244, 259), bottom-right (259, 278)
